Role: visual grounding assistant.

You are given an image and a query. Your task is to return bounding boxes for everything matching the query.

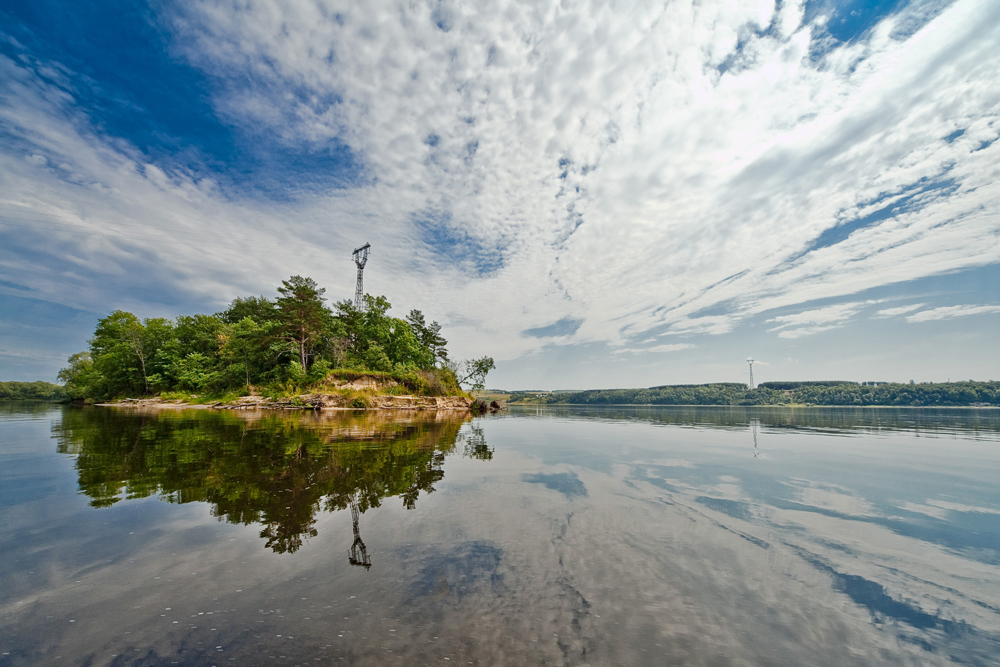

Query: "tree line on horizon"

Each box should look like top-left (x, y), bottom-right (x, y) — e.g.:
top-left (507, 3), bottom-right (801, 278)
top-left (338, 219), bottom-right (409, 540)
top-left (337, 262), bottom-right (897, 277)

top-left (508, 380), bottom-right (999, 407)
top-left (55, 276), bottom-right (494, 402)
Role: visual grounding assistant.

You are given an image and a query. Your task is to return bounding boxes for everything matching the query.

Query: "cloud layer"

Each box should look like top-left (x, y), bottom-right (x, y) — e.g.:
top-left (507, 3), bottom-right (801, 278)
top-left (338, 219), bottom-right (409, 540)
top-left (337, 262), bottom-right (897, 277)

top-left (1, 0), bottom-right (998, 382)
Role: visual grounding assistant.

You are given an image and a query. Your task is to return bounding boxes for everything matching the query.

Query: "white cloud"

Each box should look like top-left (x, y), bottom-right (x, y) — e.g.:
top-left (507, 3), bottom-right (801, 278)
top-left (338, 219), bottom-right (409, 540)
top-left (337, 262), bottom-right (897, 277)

top-left (776, 325), bottom-right (841, 339)
top-left (168, 0), bottom-right (1000, 344)
top-left (613, 343), bottom-right (694, 355)
top-left (906, 304), bottom-right (1000, 322)
top-left (766, 301), bottom-right (869, 337)
top-left (1, 0), bottom-right (999, 369)
top-left (647, 343), bottom-right (694, 353)
top-left (873, 303), bottom-right (926, 318)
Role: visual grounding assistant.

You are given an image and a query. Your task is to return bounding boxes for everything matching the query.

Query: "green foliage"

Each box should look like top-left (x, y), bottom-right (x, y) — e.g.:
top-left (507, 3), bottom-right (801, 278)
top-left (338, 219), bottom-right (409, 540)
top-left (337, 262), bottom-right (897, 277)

top-left (334, 296), bottom-right (436, 373)
top-left (788, 381), bottom-right (999, 406)
top-left (276, 275), bottom-right (330, 372)
top-left (510, 381), bottom-right (999, 407)
top-left (57, 352), bottom-right (100, 400)
top-left (758, 381), bottom-right (858, 390)
top-left (0, 380), bottom-right (66, 401)
top-left (217, 295), bottom-right (276, 324)
top-left (58, 276), bottom-right (477, 401)
top-left (450, 356), bottom-right (496, 392)
top-left (89, 311), bottom-right (174, 397)
top-left (406, 309), bottom-right (449, 363)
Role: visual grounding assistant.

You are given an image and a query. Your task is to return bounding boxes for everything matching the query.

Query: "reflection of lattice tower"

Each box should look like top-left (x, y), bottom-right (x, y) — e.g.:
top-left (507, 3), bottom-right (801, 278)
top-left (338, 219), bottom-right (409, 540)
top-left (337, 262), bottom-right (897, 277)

top-left (352, 243), bottom-right (371, 311)
top-left (747, 357), bottom-right (755, 389)
top-left (348, 496), bottom-right (371, 570)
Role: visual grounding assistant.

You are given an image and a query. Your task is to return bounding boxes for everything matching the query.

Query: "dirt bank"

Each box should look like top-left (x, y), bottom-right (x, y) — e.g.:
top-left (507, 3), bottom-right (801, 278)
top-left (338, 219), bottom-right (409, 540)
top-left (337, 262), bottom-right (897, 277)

top-left (97, 394), bottom-right (474, 411)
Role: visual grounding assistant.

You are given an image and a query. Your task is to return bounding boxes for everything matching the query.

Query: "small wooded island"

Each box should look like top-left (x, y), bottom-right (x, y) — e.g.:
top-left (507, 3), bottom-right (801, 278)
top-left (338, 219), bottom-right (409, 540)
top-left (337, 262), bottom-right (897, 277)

top-left (53, 275), bottom-right (496, 411)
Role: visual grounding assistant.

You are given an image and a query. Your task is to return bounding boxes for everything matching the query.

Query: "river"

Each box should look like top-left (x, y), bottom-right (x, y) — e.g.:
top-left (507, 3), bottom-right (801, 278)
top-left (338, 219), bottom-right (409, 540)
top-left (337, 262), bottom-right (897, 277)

top-left (1, 403), bottom-right (998, 665)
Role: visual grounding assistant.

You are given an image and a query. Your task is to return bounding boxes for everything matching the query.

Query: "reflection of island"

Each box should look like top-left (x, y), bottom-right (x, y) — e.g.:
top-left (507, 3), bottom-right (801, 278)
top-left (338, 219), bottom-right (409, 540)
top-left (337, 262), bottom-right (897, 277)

top-left (53, 408), bottom-right (491, 560)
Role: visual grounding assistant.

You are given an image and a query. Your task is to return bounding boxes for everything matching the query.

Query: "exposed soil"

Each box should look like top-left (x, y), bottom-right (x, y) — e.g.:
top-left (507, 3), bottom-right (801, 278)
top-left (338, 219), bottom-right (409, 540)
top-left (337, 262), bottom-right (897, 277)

top-left (97, 394), bottom-right (475, 411)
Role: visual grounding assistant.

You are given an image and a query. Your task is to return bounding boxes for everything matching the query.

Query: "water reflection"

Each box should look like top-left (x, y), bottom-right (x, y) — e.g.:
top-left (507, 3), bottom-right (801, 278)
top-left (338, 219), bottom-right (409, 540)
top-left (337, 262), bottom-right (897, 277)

top-left (2, 403), bottom-right (998, 666)
top-left (531, 404), bottom-right (1000, 436)
top-left (51, 407), bottom-right (485, 558)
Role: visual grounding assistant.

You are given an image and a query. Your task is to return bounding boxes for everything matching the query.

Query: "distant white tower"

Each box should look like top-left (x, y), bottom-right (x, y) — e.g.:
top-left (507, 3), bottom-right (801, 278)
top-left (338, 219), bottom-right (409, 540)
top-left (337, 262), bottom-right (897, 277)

top-left (352, 242), bottom-right (371, 310)
top-left (747, 357), bottom-right (755, 389)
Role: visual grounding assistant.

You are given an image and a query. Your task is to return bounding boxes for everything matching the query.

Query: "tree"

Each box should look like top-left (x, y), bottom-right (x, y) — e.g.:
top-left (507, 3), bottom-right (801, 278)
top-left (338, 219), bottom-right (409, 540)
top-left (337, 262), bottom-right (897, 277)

top-left (154, 314), bottom-right (224, 390)
top-left (219, 317), bottom-right (273, 388)
top-left (218, 296), bottom-right (276, 324)
top-left (90, 311), bottom-right (173, 396)
top-left (451, 356), bottom-right (495, 391)
top-left (335, 297), bottom-right (437, 372)
top-left (406, 309), bottom-right (449, 363)
top-left (275, 276), bottom-right (328, 373)
top-left (58, 352), bottom-right (100, 400)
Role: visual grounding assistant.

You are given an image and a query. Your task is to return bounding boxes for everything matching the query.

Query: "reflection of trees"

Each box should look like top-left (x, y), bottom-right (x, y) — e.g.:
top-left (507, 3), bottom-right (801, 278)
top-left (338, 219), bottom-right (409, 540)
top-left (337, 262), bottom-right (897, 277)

top-left (53, 408), bottom-right (485, 558)
top-left (459, 425), bottom-right (493, 461)
top-left (535, 405), bottom-right (1000, 435)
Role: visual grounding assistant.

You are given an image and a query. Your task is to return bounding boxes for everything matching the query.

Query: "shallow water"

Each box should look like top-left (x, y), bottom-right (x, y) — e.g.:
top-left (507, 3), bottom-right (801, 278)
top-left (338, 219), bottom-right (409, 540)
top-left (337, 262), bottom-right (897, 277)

top-left (1, 403), bottom-right (999, 666)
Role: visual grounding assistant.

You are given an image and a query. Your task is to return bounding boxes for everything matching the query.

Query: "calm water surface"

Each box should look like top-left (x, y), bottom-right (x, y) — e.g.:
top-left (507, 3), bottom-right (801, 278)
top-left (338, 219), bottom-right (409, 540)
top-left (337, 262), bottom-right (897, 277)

top-left (1, 403), bottom-right (999, 666)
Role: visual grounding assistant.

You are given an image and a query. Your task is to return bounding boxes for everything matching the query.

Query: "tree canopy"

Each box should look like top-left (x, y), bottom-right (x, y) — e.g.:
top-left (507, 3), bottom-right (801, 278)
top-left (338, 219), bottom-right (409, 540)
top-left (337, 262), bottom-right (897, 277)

top-left (58, 276), bottom-right (488, 401)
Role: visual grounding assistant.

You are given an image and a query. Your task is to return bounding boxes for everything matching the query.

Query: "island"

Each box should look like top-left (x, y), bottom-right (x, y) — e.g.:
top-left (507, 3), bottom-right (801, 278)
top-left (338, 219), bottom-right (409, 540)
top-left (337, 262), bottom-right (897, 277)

top-left (54, 275), bottom-right (497, 412)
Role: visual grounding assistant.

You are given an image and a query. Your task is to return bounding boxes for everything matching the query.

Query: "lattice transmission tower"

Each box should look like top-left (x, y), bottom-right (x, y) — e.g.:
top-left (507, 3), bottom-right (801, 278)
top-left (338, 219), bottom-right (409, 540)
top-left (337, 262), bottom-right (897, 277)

top-left (747, 357), bottom-right (755, 389)
top-left (352, 242), bottom-right (371, 311)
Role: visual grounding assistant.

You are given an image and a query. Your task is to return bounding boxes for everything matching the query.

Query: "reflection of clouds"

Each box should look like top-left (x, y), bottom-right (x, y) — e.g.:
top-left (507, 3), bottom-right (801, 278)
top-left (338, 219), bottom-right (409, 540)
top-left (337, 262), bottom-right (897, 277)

top-left (788, 480), bottom-right (878, 517)
top-left (605, 425), bottom-right (1000, 660)
top-left (899, 501), bottom-right (950, 520)
top-left (5, 407), bottom-right (1000, 664)
top-left (925, 499), bottom-right (1000, 515)
top-left (901, 498), bottom-right (1000, 520)
top-left (646, 458), bottom-right (695, 468)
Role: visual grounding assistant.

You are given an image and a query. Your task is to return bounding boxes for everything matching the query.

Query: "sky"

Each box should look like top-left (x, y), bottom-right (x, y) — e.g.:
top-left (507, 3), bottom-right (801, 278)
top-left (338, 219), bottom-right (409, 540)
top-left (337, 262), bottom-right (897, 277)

top-left (0, 0), bottom-right (998, 389)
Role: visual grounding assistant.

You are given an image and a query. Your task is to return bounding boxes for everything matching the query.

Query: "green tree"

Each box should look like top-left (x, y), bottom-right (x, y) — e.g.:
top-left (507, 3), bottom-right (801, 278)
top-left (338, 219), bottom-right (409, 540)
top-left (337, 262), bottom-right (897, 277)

top-left (336, 296), bottom-right (435, 372)
top-left (154, 314), bottom-right (225, 390)
top-left (220, 316), bottom-right (275, 388)
top-left (90, 311), bottom-right (174, 396)
top-left (452, 356), bottom-right (495, 391)
top-left (57, 352), bottom-right (100, 400)
top-left (276, 276), bottom-right (329, 373)
top-left (218, 295), bottom-right (276, 324)
top-left (406, 309), bottom-right (449, 363)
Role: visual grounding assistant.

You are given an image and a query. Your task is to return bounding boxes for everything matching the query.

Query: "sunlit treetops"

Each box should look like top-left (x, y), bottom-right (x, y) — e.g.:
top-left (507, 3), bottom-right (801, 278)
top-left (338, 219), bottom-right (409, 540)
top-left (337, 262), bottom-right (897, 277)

top-left (58, 275), bottom-right (493, 401)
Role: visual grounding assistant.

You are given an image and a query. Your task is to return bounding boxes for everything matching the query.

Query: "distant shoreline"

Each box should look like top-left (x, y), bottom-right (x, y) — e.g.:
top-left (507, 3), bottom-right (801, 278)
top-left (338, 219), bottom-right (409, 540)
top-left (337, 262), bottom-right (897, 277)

top-left (506, 380), bottom-right (998, 409)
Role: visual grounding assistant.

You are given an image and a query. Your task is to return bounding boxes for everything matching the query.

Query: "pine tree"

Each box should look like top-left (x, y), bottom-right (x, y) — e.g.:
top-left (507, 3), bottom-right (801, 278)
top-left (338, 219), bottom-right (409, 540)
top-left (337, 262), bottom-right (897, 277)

top-left (276, 276), bottom-right (328, 372)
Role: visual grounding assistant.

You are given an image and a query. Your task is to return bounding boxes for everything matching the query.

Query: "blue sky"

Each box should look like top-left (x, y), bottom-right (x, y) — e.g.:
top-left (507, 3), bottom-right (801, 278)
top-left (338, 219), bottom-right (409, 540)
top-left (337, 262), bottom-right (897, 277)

top-left (1, 0), bottom-right (998, 388)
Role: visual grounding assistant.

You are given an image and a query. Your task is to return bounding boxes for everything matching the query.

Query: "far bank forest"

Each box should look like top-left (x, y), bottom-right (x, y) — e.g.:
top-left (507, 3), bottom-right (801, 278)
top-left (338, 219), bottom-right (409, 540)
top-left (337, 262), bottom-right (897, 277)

top-left (55, 276), bottom-right (494, 403)
top-left (508, 380), bottom-right (1000, 408)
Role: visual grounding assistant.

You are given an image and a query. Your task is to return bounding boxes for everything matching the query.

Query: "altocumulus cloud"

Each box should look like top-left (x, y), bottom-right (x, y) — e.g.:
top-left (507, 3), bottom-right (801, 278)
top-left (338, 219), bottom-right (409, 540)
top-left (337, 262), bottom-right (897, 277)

top-left (1, 0), bottom-right (999, 379)
top-left (906, 305), bottom-right (1000, 323)
top-left (767, 301), bottom-right (876, 339)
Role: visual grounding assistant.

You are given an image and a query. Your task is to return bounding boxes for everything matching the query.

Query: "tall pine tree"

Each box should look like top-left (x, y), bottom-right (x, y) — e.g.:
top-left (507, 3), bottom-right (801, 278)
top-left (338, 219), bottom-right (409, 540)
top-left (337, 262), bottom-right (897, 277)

top-left (276, 276), bottom-right (328, 372)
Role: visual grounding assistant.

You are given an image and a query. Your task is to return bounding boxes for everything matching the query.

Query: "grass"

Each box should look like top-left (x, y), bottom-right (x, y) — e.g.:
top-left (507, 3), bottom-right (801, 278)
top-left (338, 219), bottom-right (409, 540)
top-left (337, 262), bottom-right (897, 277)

top-left (111, 366), bottom-right (469, 405)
